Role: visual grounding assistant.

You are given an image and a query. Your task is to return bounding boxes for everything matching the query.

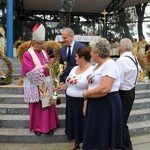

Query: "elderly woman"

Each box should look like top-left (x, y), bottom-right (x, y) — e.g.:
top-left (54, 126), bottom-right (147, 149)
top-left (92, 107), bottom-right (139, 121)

top-left (82, 37), bottom-right (124, 150)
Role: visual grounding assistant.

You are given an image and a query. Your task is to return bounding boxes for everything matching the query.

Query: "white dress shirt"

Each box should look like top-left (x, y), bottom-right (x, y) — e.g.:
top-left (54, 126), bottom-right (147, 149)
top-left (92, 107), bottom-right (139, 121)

top-left (116, 52), bottom-right (141, 90)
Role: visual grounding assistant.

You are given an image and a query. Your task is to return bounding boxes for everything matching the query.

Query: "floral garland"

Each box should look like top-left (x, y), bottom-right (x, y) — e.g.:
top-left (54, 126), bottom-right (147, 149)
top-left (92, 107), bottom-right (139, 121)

top-left (133, 45), bottom-right (148, 81)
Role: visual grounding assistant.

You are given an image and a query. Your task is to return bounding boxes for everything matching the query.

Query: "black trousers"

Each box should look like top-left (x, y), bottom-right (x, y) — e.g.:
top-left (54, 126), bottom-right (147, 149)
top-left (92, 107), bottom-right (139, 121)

top-left (119, 87), bottom-right (135, 150)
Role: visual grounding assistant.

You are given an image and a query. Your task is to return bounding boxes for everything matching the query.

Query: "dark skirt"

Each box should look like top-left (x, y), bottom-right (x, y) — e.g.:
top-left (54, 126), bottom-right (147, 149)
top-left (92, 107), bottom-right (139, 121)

top-left (82, 92), bottom-right (124, 150)
top-left (65, 95), bottom-right (85, 143)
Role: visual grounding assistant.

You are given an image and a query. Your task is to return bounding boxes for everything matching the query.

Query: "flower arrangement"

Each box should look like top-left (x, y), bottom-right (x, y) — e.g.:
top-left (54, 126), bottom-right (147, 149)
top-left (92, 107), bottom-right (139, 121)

top-left (44, 40), bottom-right (64, 88)
top-left (133, 47), bottom-right (148, 82)
top-left (51, 62), bottom-right (66, 85)
top-left (145, 49), bottom-right (150, 78)
top-left (139, 70), bottom-right (145, 81)
top-left (45, 41), bottom-right (66, 103)
top-left (51, 61), bottom-right (66, 105)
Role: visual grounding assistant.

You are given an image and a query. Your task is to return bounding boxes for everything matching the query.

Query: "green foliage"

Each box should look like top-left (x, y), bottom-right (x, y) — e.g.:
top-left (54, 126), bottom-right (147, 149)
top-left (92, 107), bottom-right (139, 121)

top-left (0, 76), bottom-right (12, 85)
top-left (51, 63), bottom-right (59, 79)
top-left (51, 62), bottom-right (59, 87)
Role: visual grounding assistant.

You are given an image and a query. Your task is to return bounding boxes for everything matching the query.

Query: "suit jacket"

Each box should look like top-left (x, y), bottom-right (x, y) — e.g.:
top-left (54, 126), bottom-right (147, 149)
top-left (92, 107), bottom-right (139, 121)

top-left (59, 41), bottom-right (85, 82)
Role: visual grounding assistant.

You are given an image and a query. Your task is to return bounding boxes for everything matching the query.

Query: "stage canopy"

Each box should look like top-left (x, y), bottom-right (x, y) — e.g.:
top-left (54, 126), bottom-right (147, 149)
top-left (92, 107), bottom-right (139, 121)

top-left (16, 0), bottom-right (150, 14)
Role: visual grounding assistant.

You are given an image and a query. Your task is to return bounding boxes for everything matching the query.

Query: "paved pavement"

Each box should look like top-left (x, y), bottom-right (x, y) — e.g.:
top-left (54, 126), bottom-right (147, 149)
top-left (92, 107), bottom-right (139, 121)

top-left (0, 134), bottom-right (150, 150)
top-left (131, 134), bottom-right (150, 150)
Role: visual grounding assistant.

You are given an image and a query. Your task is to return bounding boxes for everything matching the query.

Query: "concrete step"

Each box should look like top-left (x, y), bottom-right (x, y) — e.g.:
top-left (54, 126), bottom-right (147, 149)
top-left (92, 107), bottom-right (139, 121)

top-left (129, 108), bottom-right (150, 123)
top-left (0, 58), bottom-right (20, 63)
top-left (0, 120), bottom-right (150, 143)
top-left (0, 103), bottom-right (66, 115)
top-left (132, 98), bottom-right (150, 110)
top-left (0, 127), bottom-right (67, 143)
top-left (12, 74), bottom-right (21, 80)
top-left (0, 58), bottom-right (21, 74)
top-left (0, 79), bottom-right (150, 143)
top-left (0, 94), bottom-right (66, 104)
top-left (0, 86), bottom-right (24, 94)
top-left (1, 63), bottom-right (21, 68)
top-left (1, 98), bottom-right (150, 115)
top-left (135, 89), bottom-right (150, 99)
top-left (0, 114), bottom-right (65, 128)
top-left (0, 107), bottom-right (150, 128)
top-left (0, 86), bottom-right (150, 105)
top-left (0, 104), bottom-right (28, 115)
top-left (135, 82), bottom-right (150, 90)
top-left (129, 120), bottom-right (150, 136)
top-left (0, 134), bottom-right (150, 150)
top-left (2, 68), bottom-right (21, 74)
top-left (0, 81), bottom-right (66, 95)
top-left (0, 94), bottom-right (25, 104)
top-left (0, 86), bottom-right (149, 98)
top-left (1, 80), bottom-right (149, 94)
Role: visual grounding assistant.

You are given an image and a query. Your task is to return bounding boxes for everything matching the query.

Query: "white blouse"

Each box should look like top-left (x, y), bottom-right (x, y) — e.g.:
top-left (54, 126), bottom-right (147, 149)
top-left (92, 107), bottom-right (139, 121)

top-left (66, 65), bottom-right (94, 97)
top-left (88, 59), bottom-right (121, 92)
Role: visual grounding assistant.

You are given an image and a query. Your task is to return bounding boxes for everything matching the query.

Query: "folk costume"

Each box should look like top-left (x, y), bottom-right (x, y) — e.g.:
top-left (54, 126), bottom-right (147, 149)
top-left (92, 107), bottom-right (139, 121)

top-left (21, 24), bottom-right (59, 134)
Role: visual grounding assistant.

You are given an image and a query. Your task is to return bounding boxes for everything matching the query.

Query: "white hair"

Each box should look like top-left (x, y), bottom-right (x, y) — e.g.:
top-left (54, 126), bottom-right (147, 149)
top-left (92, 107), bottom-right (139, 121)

top-left (89, 36), bottom-right (111, 58)
top-left (61, 27), bottom-right (74, 36)
top-left (119, 38), bottom-right (133, 51)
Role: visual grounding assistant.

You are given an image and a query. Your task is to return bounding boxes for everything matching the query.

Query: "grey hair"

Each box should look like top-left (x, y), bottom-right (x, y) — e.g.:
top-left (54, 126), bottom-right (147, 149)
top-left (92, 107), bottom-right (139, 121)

top-left (89, 36), bottom-right (111, 58)
top-left (61, 27), bottom-right (74, 36)
top-left (119, 38), bottom-right (133, 51)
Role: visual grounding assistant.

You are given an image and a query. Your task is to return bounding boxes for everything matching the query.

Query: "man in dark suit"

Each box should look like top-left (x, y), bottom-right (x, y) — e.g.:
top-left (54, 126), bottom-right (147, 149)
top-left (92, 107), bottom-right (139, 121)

top-left (59, 27), bottom-right (85, 83)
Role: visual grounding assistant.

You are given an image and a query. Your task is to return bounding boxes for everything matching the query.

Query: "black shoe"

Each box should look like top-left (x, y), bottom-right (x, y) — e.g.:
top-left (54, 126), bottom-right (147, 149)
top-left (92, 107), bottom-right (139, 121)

top-left (34, 131), bottom-right (42, 136)
top-left (45, 130), bottom-right (54, 135)
top-left (71, 143), bottom-right (80, 150)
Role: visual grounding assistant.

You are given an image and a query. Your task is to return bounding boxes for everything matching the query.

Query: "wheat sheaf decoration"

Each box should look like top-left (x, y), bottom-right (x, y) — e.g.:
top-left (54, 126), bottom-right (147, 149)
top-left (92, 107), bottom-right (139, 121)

top-left (17, 41), bottom-right (31, 63)
top-left (0, 52), bottom-right (13, 85)
top-left (17, 40), bottom-right (62, 63)
top-left (17, 40), bottom-right (62, 85)
top-left (45, 40), bottom-right (62, 62)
